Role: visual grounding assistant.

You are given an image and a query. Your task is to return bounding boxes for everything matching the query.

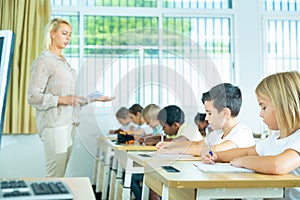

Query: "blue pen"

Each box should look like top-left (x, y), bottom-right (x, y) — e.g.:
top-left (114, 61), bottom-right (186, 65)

top-left (208, 141), bottom-right (213, 156)
top-left (205, 128), bottom-right (213, 156)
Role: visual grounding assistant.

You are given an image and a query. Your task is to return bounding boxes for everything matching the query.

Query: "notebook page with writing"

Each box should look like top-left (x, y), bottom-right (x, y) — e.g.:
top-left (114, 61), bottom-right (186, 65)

top-left (194, 163), bottom-right (254, 173)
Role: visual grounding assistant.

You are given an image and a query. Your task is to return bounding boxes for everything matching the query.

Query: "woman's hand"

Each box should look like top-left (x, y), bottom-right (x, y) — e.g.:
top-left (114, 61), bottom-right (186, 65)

top-left (91, 96), bottom-right (115, 102)
top-left (58, 95), bottom-right (87, 106)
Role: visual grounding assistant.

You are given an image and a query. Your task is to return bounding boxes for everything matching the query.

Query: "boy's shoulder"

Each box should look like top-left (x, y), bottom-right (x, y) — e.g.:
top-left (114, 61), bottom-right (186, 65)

top-left (233, 123), bottom-right (252, 132)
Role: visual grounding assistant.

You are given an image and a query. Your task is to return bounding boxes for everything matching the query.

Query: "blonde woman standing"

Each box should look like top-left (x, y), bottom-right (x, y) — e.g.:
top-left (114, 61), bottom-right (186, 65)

top-left (27, 18), bottom-right (113, 177)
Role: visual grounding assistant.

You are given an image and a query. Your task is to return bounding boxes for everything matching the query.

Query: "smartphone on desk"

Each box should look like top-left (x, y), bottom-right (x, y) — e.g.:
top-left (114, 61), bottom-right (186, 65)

top-left (139, 153), bottom-right (151, 157)
top-left (162, 165), bottom-right (180, 173)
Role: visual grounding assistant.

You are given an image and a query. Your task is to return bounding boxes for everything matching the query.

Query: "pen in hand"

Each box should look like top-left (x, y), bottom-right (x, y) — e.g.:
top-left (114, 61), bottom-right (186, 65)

top-left (208, 141), bottom-right (213, 156)
top-left (205, 128), bottom-right (213, 156)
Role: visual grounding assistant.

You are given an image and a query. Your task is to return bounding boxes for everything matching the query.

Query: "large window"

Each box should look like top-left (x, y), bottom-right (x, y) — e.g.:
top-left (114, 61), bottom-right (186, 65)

top-left (51, 0), bottom-right (234, 125)
top-left (263, 0), bottom-right (300, 75)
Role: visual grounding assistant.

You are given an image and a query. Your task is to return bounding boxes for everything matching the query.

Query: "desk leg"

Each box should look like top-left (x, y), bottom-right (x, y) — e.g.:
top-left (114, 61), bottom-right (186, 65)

top-left (102, 148), bottom-right (114, 200)
top-left (141, 176), bottom-right (150, 200)
top-left (95, 159), bottom-right (103, 193)
top-left (95, 141), bottom-right (107, 193)
top-left (101, 165), bottom-right (111, 200)
top-left (114, 157), bottom-right (124, 200)
top-left (161, 184), bottom-right (169, 200)
top-left (109, 156), bottom-right (118, 200)
top-left (93, 157), bottom-right (99, 185)
top-left (122, 171), bottom-right (132, 199)
top-left (108, 172), bottom-right (116, 200)
top-left (122, 157), bottom-right (134, 199)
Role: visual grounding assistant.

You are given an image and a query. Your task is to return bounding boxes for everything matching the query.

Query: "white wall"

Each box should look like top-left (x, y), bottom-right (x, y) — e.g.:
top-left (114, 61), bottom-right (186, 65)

top-left (234, 0), bottom-right (266, 134)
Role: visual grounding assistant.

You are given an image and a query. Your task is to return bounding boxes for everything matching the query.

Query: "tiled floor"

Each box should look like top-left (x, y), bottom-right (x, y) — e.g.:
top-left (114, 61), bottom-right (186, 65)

top-left (0, 133), bottom-right (95, 180)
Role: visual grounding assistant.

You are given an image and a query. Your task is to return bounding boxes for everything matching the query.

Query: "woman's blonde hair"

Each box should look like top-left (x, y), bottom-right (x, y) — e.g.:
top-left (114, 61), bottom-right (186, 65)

top-left (43, 18), bottom-right (71, 50)
top-left (255, 71), bottom-right (300, 137)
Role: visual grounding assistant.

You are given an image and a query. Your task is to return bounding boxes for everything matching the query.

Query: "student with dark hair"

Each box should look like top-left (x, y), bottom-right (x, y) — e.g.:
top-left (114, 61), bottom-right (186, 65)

top-left (157, 84), bottom-right (255, 156)
top-left (155, 105), bottom-right (203, 150)
top-left (157, 105), bottom-right (203, 142)
top-left (132, 105), bottom-right (203, 200)
top-left (128, 103), bottom-right (152, 141)
top-left (199, 83), bottom-right (255, 155)
top-left (194, 112), bottom-right (209, 137)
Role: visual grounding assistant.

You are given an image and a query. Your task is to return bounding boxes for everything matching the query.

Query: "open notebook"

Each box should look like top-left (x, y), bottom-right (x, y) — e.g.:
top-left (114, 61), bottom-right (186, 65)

top-left (193, 162), bottom-right (254, 173)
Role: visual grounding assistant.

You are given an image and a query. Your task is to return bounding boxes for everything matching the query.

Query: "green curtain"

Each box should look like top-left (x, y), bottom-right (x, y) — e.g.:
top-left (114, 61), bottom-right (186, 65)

top-left (0, 0), bottom-right (51, 134)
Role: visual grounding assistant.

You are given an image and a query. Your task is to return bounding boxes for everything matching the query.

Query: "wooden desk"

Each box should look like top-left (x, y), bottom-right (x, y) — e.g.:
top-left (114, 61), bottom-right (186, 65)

top-left (127, 152), bottom-right (201, 167)
top-left (21, 177), bottom-right (95, 200)
top-left (57, 177), bottom-right (96, 200)
top-left (94, 135), bottom-right (116, 193)
top-left (110, 151), bottom-right (201, 200)
top-left (142, 161), bottom-right (300, 200)
top-left (95, 137), bottom-right (156, 200)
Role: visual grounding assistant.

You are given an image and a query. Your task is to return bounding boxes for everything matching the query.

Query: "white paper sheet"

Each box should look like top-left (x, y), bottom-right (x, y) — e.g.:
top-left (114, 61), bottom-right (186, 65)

top-left (193, 162), bottom-right (254, 173)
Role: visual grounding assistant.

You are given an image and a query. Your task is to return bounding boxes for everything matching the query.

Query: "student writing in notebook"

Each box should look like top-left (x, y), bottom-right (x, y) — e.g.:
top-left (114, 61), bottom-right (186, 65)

top-left (109, 107), bottom-right (136, 134)
top-left (131, 105), bottom-right (203, 200)
top-left (128, 103), bottom-right (153, 141)
top-left (130, 104), bottom-right (164, 200)
top-left (203, 71), bottom-right (300, 200)
top-left (156, 105), bottom-right (203, 144)
top-left (194, 112), bottom-right (210, 138)
top-left (139, 103), bottom-right (165, 146)
top-left (157, 84), bottom-right (255, 156)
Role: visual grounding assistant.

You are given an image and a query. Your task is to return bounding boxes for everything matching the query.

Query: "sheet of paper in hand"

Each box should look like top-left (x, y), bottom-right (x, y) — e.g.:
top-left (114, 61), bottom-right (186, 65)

top-left (88, 91), bottom-right (103, 100)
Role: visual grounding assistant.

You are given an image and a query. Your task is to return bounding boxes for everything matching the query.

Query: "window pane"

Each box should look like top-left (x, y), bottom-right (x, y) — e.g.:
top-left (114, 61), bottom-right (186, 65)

top-left (84, 0), bottom-right (157, 7)
top-left (163, 17), bottom-right (232, 81)
top-left (51, 0), bottom-right (78, 6)
top-left (163, 0), bottom-right (233, 9)
top-left (263, 0), bottom-right (300, 11)
top-left (265, 19), bottom-right (300, 74)
top-left (84, 16), bottom-right (158, 55)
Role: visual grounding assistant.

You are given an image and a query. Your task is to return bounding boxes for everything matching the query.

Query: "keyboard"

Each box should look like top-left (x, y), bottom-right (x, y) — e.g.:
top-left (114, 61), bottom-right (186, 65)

top-left (0, 179), bottom-right (73, 199)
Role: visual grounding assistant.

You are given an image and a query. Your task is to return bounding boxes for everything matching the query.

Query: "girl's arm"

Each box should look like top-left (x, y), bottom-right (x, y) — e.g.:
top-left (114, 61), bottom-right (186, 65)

top-left (230, 149), bottom-right (300, 174)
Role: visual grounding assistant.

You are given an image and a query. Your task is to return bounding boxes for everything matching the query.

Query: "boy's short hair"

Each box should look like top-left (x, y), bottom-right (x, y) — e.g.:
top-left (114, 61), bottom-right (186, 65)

top-left (207, 83), bottom-right (242, 117)
top-left (157, 105), bottom-right (185, 126)
top-left (201, 91), bottom-right (211, 104)
top-left (194, 112), bottom-right (206, 123)
top-left (116, 107), bottom-right (129, 119)
top-left (129, 104), bottom-right (143, 115)
top-left (141, 104), bottom-right (160, 120)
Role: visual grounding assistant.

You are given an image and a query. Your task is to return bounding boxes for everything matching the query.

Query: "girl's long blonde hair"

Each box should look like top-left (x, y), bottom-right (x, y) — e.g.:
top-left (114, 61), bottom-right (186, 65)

top-left (43, 18), bottom-right (71, 50)
top-left (255, 71), bottom-right (300, 137)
